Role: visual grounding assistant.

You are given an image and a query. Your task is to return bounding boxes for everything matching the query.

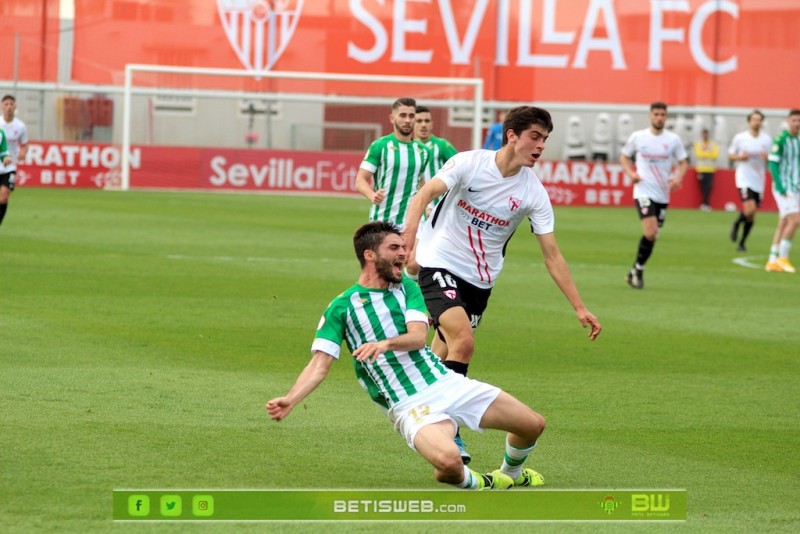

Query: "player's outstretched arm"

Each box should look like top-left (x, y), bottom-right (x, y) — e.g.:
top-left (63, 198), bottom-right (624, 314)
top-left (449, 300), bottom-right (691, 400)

top-left (266, 351), bottom-right (334, 421)
top-left (402, 177), bottom-right (448, 252)
top-left (536, 233), bottom-right (602, 341)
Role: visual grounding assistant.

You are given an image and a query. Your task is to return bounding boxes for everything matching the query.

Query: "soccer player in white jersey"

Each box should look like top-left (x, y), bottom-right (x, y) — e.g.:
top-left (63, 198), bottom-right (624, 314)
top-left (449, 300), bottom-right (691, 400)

top-left (267, 222), bottom-right (547, 490)
top-left (0, 95), bottom-right (28, 227)
top-left (620, 101), bottom-right (688, 289)
top-left (728, 110), bottom-right (772, 252)
top-left (355, 98), bottom-right (430, 230)
top-left (401, 106), bottom-right (602, 461)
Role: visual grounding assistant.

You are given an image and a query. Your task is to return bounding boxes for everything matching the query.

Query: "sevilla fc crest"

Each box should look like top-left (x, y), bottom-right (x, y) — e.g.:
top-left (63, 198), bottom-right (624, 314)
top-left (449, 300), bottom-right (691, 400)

top-left (509, 196), bottom-right (521, 212)
top-left (444, 290), bottom-right (457, 300)
top-left (217, 0), bottom-right (304, 72)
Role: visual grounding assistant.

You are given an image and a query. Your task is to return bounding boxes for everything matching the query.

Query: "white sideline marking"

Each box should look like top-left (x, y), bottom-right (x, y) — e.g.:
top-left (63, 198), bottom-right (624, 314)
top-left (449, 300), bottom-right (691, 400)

top-left (167, 254), bottom-right (335, 264)
top-left (732, 256), bottom-right (765, 270)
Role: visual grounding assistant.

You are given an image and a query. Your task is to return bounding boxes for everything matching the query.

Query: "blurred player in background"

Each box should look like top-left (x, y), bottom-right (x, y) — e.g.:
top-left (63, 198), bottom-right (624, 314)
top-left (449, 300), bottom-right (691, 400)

top-left (765, 109), bottom-right (800, 273)
top-left (267, 222), bottom-right (546, 491)
top-left (620, 101), bottom-right (688, 289)
top-left (0, 95), bottom-right (28, 227)
top-left (404, 104), bottom-right (458, 281)
top-left (728, 110), bottom-right (772, 252)
top-left (355, 98), bottom-right (430, 230)
top-left (692, 128), bottom-right (718, 211)
top-left (482, 110), bottom-right (506, 150)
top-left (402, 106), bottom-right (601, 463)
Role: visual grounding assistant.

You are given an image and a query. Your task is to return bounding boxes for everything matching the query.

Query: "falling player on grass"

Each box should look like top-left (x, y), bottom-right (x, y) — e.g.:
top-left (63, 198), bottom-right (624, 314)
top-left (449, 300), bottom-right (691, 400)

top-left (267, 222), bottom-right (547, 490)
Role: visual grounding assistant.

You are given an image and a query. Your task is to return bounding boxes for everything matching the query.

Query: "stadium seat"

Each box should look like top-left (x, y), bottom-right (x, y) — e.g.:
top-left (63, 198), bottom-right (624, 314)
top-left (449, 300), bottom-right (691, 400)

top-left (562, 115), bottom-right (588, 161)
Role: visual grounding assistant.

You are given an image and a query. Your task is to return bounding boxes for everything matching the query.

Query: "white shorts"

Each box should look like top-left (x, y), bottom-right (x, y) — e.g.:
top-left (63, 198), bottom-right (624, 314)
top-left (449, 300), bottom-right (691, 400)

top-left (387, 372), bottom-right (501, 450)
top-left (773, 188), bottom-right (800, 218)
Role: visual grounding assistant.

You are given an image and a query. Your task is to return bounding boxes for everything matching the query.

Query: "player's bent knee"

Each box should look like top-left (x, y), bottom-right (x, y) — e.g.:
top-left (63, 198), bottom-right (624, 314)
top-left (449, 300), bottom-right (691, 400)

top-left (432, 451), bottom-right (464, 483)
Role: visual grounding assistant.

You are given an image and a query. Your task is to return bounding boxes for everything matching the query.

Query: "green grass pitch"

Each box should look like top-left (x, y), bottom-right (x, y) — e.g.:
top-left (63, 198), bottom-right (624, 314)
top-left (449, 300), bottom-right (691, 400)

top-left (2, 188), bottom-right (798, 533)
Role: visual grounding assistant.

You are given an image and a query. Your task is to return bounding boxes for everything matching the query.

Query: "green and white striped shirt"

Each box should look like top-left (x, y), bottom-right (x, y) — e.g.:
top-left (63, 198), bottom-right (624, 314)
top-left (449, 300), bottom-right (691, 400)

top-left (311, 277), bottom-right (448, 409)
top-left (422, 136), bottom-right (458, 214)
top-left (360, 134), bottom-right (430, 229)
top-left (769, 130), bottom-right (800, 195)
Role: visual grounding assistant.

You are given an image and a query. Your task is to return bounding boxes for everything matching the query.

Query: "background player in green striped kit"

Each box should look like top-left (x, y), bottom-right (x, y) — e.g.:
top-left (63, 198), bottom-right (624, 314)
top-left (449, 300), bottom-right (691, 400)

top-left (267, 222), bottom-right (547, 490)
top-left (405, 104), bottom-right (458, 281)
top-left (355, 98), bottom-right (431, 230)
top-left (765, 109), bottom-right (800, 273)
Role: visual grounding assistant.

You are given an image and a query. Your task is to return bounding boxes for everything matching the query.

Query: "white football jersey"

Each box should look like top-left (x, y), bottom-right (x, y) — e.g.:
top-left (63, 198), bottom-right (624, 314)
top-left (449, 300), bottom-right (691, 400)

top-left (0, 117), bottom-right (28, 173)
top-left (729, 130), bottom-right (772, 193)
top-left (415, 150), bottom-right (554, 289)
top-left (621, 129), bottom-right (687, 204)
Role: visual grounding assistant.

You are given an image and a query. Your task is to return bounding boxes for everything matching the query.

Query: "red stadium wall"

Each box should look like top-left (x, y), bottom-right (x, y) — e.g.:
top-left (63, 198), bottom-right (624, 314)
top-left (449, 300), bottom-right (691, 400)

top-left (2, 1), bottom-right (800, 108)
top-left (17, 142), bottom-right (776, 211)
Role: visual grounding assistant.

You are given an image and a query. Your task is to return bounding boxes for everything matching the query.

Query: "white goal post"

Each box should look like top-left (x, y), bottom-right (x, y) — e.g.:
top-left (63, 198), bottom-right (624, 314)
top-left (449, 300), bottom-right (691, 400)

top-left (121, 64), bottom-right (484, 191)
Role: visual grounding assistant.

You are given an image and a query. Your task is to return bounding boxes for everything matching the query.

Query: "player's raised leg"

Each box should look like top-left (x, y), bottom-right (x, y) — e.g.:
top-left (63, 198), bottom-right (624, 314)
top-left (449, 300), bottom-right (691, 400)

top-left (479, 391), bottom-right (546, 487)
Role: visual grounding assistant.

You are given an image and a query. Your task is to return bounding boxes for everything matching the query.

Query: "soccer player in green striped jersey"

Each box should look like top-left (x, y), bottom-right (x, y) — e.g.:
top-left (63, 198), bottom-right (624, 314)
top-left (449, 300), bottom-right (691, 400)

top-left (765, 109), bottom-right (800, 273)
top-left (267, 222), bottom-right (547, 490)
top-left (405, 105), bottom-right (458, 281)
top-left (355, 98), bottom-right (431, 230)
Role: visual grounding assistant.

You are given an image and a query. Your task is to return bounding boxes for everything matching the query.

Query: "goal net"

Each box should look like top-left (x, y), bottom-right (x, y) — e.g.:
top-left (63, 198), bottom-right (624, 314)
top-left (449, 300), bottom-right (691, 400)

top-left (119, 64), bottom-right (484, 192)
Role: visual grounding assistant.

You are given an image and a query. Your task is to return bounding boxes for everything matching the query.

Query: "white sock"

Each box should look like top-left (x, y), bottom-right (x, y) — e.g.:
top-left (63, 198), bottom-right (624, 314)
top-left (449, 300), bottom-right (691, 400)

top-left (769, 245), bottom-right (779, 263)
top-left (779, 239), bottom-right (792, 259)
top-left (500, 438), bottom-right (535, 480)
top-left (456, 465), bottom-right (480, 489)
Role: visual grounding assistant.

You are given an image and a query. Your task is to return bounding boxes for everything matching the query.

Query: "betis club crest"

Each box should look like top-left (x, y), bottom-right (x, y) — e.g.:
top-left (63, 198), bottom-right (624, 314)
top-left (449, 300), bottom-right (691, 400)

top-left (217, 0), bottom-right (304, 72)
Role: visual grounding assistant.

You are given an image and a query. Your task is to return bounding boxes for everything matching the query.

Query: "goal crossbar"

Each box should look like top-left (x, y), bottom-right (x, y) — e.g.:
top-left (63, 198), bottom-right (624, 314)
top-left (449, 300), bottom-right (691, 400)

top-left (121, 63), bottom-right (484, 190)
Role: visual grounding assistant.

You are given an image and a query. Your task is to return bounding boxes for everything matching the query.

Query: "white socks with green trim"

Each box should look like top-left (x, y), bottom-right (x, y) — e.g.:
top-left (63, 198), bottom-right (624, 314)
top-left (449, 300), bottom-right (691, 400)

top-left (500, 438), bottom-right (535, 480)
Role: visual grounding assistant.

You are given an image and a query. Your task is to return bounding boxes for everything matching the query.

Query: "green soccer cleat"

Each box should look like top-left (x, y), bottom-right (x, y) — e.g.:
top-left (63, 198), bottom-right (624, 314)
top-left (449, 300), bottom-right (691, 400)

top-left (485, 470), bottom-right (514, 490)
top-left (513, 468), bottom-right (545, 487)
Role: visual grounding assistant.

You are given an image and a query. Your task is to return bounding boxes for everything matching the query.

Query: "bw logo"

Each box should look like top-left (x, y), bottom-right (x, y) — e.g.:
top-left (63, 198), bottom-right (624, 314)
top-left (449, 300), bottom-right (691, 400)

top-left (631, 493), bottom-right (670, 513)
top-left (217, 0), bottom-right (304, 72)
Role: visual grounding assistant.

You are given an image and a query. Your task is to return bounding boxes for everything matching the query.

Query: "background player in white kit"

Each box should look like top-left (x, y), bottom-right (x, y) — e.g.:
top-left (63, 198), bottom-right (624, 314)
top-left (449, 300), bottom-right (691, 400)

top-left (402, 106), bottom-right (602, 462)
top-left (0, 95), bottom-right (28, 228)
top-left (728, 110), bottom-right (772, 252)
top-left (620, 101), bottom-right (688, 289)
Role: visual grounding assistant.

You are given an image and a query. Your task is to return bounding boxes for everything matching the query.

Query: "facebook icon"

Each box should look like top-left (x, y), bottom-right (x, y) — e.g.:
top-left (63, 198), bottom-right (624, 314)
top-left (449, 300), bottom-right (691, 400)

top-left (128, 495), bottom-right (150, 516)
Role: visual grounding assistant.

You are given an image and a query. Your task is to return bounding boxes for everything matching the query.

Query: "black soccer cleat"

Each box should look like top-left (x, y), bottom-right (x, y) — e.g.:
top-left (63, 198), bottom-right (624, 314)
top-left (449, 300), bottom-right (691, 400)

top-left (626, 269), bottom-right (644, 289)
top-left (737, 243), bottom-right (746, 252)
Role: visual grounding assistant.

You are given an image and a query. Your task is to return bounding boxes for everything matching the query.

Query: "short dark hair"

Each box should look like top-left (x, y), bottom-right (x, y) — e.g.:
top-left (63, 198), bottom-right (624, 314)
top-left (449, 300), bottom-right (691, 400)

top-left (353, 222), bottom-right (401, 268)
top-left (501, 106), bottom-right (553, 146)
top-left (415, 105), bottom-right (431, 114)
top-left (650, 101), bottom-right (668, 111)
top-left (789, 109), bottom-right (800, 117)
top-left (748, 110), bottom-right (764, 121)
top-left (392, 97), bottom-right (416, 111)
top-left (1, 95), bottom-right (15, 103)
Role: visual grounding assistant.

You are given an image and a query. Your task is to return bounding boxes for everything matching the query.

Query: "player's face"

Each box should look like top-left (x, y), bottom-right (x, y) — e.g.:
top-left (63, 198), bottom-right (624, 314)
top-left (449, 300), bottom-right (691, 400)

top-left (414, 112), bottom-right (433, 142)
top-left (391, 105), bottom-right (416, 137)
top-left (650, 108), bottom-right (667, 131)
top-left (748, 114), bottom-right (763, 132)
top-left (509, 124), bottom-right (549, 167)
top-left (788, 114), bottom-right (800, 136)
top-left (374, 234), bottom-right (406, 283)
top-left (1, 99), bottom-right (15, 119)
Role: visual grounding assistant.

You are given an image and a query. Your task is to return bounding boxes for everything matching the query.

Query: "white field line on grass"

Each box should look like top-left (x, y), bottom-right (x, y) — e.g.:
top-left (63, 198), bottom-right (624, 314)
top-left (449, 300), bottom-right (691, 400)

top-left (166, 254), bottom-right (343, 264)
top-left (732, 256), bottom-right (766, 270)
